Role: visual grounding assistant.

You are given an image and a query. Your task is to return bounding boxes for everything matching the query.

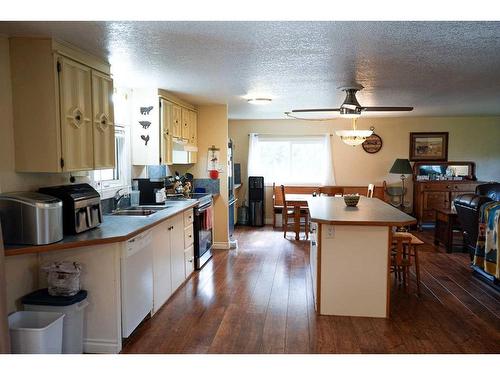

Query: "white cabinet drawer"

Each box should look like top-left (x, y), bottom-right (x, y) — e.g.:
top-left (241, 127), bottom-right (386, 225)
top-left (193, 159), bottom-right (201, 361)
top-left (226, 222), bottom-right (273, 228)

top-left (184, 209), bottom-right (194, 227)
top-left (184, 224), bottom-right (194, 248)
top-left (184, 245), bottom-right (195, 278)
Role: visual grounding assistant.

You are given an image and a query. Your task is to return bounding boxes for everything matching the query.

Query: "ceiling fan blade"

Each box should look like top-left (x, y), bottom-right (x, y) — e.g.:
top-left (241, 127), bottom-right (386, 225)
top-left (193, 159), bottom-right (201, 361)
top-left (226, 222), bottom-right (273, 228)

top-left (361, 106), bottom-right (414, 112)
top-left (285, 111), bottom-right (337, 121)
top-left (291, 108), bottom-right (340, 113)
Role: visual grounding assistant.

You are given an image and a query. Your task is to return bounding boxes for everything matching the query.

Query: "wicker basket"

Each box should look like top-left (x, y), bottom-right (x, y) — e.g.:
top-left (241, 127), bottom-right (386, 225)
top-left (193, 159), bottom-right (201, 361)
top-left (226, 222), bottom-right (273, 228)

top-left (343, 194), bottom-right (360, 207)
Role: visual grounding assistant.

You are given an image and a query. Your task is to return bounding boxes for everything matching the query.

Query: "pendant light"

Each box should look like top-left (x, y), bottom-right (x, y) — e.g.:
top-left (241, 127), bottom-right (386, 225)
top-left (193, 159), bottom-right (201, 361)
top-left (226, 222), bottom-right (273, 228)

top-left (335, 118), bottom-right (373, 146)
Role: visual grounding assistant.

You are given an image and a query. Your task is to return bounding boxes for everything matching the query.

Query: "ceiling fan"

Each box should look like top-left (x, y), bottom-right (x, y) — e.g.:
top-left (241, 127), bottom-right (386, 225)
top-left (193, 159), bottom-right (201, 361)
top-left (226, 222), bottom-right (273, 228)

top-left (285, 84), bottom-right (414, 146)
top-left (285, 84), bottom-right (413, 120)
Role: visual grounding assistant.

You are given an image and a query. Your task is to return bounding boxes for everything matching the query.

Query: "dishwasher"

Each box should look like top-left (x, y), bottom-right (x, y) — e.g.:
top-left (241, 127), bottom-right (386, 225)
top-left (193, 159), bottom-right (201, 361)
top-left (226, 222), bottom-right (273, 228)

top-left (121, 230), bottom-right (153, 338)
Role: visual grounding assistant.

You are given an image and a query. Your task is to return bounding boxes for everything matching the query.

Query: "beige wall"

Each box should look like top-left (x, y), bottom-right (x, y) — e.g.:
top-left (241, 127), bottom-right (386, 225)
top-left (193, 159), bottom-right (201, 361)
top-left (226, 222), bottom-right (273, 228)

top-left (187, 105), bottom-right (229, 247)
top-left (0, 35), bottom-right (72, 193)
top-left (229, 117), bottom-right (500, 222)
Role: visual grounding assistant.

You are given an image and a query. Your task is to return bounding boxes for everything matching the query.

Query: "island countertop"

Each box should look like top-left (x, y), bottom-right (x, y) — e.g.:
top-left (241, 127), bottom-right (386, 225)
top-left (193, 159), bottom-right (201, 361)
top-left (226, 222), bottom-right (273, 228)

top-left (307, 196), bottom-right (416, 226)
top-left (4, 200), bottom-right (198, 257)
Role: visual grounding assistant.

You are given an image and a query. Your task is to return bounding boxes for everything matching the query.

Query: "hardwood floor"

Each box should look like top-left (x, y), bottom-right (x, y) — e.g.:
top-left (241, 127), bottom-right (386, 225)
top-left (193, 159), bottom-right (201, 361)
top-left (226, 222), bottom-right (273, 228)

top-left (121, 226), bottom-right (500, 354)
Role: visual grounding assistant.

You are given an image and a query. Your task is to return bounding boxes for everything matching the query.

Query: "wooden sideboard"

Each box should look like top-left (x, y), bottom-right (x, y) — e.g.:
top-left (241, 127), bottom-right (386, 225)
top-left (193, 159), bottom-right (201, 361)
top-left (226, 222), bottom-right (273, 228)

top-left (413, 180), bottom-right (482, 228)
top-left (412, 161), bottom-right (482, 228)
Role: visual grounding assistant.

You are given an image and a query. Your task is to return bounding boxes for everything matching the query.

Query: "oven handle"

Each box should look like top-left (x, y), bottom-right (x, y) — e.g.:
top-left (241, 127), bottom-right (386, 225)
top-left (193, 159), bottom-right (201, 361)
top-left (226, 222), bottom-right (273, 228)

top-left (196, 203), bottom-right (213, 214)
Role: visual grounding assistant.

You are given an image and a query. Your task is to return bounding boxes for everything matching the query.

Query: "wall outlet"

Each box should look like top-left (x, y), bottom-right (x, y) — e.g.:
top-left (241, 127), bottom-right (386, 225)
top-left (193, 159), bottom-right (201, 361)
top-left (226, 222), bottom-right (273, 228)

top-left (325, 225), bottom-right (335, 239)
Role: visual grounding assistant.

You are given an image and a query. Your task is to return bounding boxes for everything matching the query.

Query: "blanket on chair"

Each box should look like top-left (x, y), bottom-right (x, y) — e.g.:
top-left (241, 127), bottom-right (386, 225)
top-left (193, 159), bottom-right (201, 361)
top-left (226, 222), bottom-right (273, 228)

top-left (474, 201), bottom-right (500, 279)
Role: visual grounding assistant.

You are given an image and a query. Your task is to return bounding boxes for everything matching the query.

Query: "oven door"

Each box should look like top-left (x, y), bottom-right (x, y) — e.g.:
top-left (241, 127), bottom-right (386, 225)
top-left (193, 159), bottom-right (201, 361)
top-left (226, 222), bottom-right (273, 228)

top-left (194, 202), bottom-right (213, 269)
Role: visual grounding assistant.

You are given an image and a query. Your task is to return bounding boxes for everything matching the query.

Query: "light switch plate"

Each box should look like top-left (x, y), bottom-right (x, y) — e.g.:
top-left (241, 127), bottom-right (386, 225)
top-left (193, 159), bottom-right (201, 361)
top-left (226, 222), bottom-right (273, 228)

top-left (325, 225), bottom-right (335, 239)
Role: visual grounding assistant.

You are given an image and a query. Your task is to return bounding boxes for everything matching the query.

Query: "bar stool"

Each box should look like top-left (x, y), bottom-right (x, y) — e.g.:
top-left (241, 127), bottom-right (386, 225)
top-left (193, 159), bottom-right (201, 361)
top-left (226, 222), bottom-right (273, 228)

top-left (391, 232), bottom-right (424, 295)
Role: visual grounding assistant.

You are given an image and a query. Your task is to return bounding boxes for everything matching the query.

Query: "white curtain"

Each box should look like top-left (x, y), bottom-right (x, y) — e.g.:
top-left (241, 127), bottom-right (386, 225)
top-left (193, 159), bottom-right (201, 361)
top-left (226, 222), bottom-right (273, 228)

top-left (247, 133), bottom-right (259, 178)
top-left (321, 134), bottom-right (336, 186)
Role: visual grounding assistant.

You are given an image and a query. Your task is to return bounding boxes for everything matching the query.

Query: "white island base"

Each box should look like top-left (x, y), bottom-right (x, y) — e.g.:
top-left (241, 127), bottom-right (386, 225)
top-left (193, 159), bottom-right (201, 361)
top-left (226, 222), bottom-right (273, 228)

top-left (307, 196), bottom-right (416, 318)
top-left (311, 224), bottom-right (390, 318)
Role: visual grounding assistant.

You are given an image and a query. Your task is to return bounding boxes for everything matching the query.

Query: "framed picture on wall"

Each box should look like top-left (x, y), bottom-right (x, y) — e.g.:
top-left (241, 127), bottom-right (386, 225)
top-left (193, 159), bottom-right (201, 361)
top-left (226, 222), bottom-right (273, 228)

top-left (409, 132), bottom-right (448, 161)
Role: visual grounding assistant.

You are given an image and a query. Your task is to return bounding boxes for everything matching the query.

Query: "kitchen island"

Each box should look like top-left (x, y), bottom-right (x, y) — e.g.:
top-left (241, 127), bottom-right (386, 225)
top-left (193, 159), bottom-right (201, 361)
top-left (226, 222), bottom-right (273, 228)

top-left (307, 196), bottom-right (416, 318)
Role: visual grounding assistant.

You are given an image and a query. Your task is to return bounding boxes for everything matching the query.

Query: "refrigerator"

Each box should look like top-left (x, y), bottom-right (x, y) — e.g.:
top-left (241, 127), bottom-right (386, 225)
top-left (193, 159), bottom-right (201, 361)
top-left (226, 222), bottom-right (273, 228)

top-left (228, 139), bottom-right (236, 237)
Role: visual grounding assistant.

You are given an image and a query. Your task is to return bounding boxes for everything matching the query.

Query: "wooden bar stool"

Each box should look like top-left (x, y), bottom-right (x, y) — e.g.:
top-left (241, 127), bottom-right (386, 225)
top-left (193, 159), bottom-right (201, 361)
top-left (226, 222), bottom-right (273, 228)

top-left (391, 232), bottom-right (424, 295)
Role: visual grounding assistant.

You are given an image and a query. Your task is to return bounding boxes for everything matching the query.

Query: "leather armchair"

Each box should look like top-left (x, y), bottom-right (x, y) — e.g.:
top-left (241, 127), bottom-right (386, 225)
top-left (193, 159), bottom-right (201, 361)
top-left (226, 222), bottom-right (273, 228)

top-left (454, 183), bottom-right (500, 258)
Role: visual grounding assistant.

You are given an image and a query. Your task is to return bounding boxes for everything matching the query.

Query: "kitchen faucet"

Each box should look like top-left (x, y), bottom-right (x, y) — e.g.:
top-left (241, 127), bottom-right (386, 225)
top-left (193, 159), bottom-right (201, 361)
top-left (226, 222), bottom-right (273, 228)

top-left (114, 188), bottom-right (129, 209)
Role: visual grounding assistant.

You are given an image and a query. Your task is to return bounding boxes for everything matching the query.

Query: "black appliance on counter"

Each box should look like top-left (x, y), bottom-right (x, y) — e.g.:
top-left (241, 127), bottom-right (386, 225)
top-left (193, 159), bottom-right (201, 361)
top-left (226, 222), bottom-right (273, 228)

top-left (133, 178), bottom-right (166, 205)
top-left (166, 193), bottom-right (214, 270)
top-left (248, 176), bottom-right (265, 227)
top-left (39, 183), bottom-right (102, 234)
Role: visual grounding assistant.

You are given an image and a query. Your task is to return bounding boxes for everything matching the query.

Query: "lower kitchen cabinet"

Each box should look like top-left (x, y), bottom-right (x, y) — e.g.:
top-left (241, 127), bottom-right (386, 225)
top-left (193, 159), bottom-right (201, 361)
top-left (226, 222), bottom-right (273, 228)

top-left (170, 213), bottom-right (186, 292)
top-left (184, 245), bottom-right (195, 278)
top-left (152, 221), bottom-right (172, 314)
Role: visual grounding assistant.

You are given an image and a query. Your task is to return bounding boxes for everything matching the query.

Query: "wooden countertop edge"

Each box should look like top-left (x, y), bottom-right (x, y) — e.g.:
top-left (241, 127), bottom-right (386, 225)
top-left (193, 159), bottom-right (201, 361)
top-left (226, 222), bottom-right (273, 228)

top-left (4, 202), bottom-right (198, 257)
top-left (309, 218), bottom-right (417, 226)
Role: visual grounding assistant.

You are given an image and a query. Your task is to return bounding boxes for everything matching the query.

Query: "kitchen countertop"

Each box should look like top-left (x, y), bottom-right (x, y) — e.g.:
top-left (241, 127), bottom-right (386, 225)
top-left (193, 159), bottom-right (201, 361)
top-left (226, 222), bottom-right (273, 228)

top-left (307, 196), bottom-right (416, 226)
top-left (4, 200), bottom-right (198, 257)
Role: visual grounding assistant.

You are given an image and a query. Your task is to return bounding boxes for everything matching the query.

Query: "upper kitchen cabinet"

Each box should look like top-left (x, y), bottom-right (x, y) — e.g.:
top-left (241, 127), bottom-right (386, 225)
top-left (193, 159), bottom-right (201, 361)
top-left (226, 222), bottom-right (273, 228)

top-left (91, 71), bottom-right (115, 169)
top-left (9, 38), bottom-right (115, 172)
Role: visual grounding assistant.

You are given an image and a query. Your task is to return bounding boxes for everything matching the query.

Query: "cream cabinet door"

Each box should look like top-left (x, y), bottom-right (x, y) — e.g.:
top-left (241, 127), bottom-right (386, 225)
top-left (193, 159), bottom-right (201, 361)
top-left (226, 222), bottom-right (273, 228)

top-left (170, 213), bottom-right (187, 291)
top-left (91, 70), bottom-right (115, 169)
top-left (58, 57), bottom-right (94, 171)
top-left (171, 104), bottom-right (182, 138)
top-left (160, 99), bottom-right (173, 165)
top-left (188, 110), bottom-right (197, 146)
top-left (152, 221), bottom-right (172, 314)
top-left (181, 107), bottom-right (190, 140)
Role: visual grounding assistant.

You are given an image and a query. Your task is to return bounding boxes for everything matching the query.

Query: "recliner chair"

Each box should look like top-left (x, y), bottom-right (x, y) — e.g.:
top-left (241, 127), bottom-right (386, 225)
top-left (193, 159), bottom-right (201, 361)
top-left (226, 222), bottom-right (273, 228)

top-left (454, 183), bottom-right (500, 259)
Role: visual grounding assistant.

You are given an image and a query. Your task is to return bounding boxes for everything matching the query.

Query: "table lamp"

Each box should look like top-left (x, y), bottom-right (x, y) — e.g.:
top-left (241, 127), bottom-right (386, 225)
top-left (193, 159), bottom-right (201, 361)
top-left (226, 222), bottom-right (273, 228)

top-left (389, 158), bottom-right (413, 209)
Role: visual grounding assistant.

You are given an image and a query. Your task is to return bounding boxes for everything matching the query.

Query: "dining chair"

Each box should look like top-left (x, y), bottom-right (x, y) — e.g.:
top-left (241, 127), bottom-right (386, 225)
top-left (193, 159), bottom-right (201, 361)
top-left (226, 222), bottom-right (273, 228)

top-left (367, 183), bottom-right (375, 198)
top-left (280, 185), bottom-right (309, 240)
top-left (272, 182), bottom-right (283, 228)
top-left (391, 232), bottom-right (423, 295)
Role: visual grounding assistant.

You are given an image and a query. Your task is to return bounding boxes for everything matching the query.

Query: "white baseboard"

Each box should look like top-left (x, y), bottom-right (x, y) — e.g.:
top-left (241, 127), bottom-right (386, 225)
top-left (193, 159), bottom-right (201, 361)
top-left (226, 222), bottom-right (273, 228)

top-left (213, 242), bottom-right (230, 250)
top-left (84, 338), bottom-right (122, 354)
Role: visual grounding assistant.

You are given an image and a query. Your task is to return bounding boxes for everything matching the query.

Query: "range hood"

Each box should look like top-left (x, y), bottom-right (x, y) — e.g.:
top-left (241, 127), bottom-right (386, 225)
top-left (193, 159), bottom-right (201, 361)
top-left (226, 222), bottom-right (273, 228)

top-left (173, 137), bottom-right (198, 152)
top-left (172, 138), bottom-right (198, 164)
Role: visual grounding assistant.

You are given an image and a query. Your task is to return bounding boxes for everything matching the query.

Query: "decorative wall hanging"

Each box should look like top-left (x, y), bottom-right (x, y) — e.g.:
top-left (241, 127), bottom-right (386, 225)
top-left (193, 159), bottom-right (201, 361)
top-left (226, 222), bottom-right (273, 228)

top-left (207, 145), bottom-right (221, 171)
top-left (362, 127), bottom-right (383, 154)
top-left (409, 132), bottom-right (448, 161)
top-left (141, 135), bottom-right (150, 146)
top-left (140, 106), bottom-right (154, 115)
top-left (139, 121), bottom-right (151, 129)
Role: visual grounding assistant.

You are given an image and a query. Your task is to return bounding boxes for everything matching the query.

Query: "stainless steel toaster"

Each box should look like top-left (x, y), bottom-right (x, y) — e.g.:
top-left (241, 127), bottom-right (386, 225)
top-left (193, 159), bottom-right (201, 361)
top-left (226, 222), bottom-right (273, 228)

top-left (0, 192), bottom-right (63, 245)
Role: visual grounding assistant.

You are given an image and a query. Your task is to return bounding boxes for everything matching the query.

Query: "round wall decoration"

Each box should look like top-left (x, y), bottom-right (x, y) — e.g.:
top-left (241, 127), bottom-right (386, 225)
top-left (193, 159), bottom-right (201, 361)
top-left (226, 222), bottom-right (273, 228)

top-left (362, 127), bottom-right (383, 154)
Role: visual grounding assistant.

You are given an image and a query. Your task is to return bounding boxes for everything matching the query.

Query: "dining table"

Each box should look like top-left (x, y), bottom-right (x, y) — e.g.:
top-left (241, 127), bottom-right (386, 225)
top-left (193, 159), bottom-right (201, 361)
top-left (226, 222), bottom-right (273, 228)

top-left (284, 193), bottom-right (312, 240)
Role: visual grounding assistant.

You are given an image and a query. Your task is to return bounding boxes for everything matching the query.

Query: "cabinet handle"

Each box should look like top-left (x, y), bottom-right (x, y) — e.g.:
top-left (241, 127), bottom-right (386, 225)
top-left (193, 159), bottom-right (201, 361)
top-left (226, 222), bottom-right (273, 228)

top-left (188, 234), bottom-right (192, 238)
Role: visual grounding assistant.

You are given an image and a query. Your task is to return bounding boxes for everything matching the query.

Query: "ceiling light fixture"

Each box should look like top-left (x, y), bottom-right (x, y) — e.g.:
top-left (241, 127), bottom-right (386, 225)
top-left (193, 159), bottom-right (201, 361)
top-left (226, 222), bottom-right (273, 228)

top-left (247, 98), bottom-right (272, 105)
top-left (335, 118), bottom-right (373, 146)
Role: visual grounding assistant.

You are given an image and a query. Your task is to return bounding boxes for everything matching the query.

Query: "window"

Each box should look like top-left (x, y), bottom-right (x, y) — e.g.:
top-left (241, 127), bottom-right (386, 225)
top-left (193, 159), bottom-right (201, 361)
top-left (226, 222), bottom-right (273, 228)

top-left (99, 126), bottom-right (126, 188)
top-left (92, 125), bottom-right (130, 196)
top-left (248, 134), bottom-right (335, 185)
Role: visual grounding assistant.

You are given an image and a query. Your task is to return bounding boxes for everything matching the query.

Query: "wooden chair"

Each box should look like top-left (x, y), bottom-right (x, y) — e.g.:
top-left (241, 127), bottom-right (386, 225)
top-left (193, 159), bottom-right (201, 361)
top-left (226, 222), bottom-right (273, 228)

top-left (367, 183), bottom-right (375, 198)
top-left (281, 185), bottom-right (309, 240)
top-left (272, 182), bottom-right (283, 228)
top-left (391, 232), bottom-right (423, 295)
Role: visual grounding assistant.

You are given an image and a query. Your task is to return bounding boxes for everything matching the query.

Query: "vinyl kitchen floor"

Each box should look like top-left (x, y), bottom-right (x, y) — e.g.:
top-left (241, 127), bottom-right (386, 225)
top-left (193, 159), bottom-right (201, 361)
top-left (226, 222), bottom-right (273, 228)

top-left (121, 226), bottom-right (500, 354)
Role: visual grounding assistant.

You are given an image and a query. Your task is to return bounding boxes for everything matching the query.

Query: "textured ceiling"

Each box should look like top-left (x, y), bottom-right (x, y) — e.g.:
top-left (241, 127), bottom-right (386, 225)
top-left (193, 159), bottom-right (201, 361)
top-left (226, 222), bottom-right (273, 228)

top-left (1, 21), bottom-right (500, 119)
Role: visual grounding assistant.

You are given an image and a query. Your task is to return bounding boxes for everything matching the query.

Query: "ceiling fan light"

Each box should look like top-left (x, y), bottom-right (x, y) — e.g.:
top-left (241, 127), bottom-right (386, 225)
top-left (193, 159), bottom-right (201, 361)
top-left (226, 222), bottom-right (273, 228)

top-left (335, 129), bottom-right (373, 147)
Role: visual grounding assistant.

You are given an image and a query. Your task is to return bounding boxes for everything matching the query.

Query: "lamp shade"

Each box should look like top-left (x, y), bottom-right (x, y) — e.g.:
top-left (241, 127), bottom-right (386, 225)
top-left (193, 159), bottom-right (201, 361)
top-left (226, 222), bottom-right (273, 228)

top-left (389, 159), bottom-right (413, 175)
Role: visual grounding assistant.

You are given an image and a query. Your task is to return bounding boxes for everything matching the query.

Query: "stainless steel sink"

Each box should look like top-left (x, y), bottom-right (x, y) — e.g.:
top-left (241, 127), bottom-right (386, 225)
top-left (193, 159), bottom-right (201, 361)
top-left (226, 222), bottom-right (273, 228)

top-left (109, 205), bottom-right (169, 216)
